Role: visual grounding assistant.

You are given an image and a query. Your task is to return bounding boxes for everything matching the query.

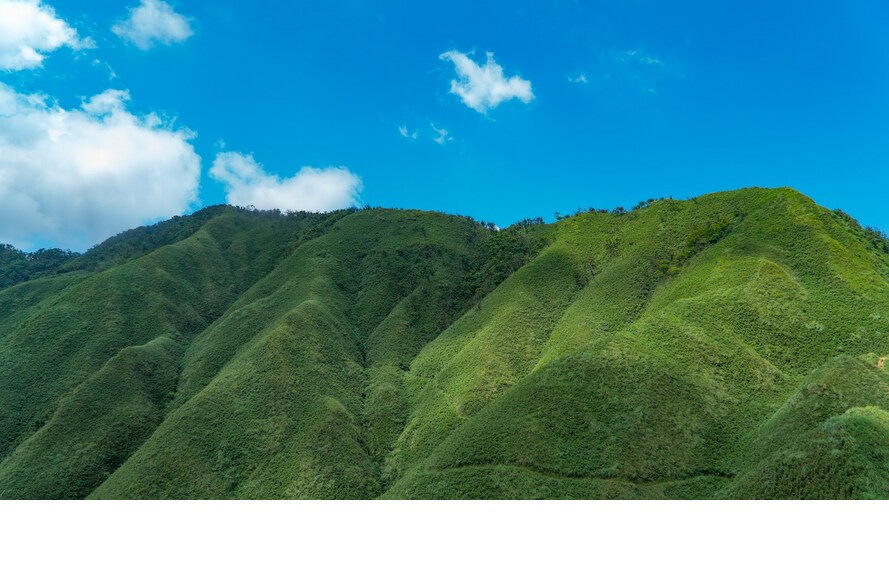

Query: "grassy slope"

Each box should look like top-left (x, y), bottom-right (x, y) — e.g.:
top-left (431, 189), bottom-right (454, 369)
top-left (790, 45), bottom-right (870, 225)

top-left (0, 210), bottom-right (340, 498)
top-left (385, 187), bottom-right (889, 498)
top-left (3, 187), bottom-right (889, 499)
top-left (725, 356), bottom-right (889, 498)
top-left (91, 210), bottom-right (491, 499)
top-left (0, 336), bottom-right (181, 499)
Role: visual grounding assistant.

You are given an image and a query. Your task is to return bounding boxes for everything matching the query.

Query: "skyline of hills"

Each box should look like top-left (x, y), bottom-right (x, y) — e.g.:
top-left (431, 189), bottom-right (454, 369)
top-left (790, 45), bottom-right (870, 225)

top-left (2, 186), bottom-right (889, 498)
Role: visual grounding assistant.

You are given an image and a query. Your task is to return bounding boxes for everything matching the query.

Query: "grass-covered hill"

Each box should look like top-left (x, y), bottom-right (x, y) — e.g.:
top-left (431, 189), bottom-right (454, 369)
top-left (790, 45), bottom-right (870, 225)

top-left (2, 187), bottom-right (889, 499)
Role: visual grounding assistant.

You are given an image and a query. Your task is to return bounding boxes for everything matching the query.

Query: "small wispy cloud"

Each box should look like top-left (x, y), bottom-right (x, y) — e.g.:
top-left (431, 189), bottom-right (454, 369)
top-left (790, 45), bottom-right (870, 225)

top-left (615, 49), bottom-right (664, 67)
top-left (92, 58), bottom-right (118, 81)
top-left (398, 125), bottom-right (418, 140)
top-left (568, 73), bottom-right (588, 84)
top-left (431, 124), bottom-right (452, 145)
top-left (112, 0), bottom-right (194, 50)
top-left (597, 46), bottom-right (680, 95)
top-left (398, 122), bottom-right (452, 145)
top-left (439, 50), bottom-right (534, 113)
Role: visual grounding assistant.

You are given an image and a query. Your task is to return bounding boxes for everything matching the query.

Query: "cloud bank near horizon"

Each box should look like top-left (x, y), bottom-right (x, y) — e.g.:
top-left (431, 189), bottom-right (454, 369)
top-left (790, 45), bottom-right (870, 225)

top-left (211, 152), bottom-right (363, 214)
top-left (0, 83), bottom-right (201, 251)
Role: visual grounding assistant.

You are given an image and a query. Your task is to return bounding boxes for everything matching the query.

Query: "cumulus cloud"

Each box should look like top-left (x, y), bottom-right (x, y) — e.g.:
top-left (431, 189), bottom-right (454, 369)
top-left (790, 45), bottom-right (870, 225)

top-left (112, 0), bottom-right (194, 50)
top-left (211, 152), bottom-right (362, 213)
top-left (0, 0), bottom-right (89, 71)
top-left (439, 50), bottom-right (534, 113)
top-left (0, 83), bottom-right (201, 250)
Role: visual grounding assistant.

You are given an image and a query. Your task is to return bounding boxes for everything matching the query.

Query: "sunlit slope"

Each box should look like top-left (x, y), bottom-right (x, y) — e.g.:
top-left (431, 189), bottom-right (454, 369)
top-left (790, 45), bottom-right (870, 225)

top-left (3, 187), bottom-right (889, 499)
top-left (385, 188), bottom-right (889, 498)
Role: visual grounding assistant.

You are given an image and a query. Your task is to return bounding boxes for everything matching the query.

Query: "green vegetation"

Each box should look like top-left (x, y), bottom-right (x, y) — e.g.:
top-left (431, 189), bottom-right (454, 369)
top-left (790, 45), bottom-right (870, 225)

top-left (0, 245), bottom-right (79, 290)
top-left (2, 186), bottom-right (889, 499)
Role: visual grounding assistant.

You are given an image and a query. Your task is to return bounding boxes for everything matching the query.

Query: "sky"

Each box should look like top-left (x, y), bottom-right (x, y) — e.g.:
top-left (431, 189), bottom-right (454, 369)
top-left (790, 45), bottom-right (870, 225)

top-left (0, 0), bottom-right (887, 250)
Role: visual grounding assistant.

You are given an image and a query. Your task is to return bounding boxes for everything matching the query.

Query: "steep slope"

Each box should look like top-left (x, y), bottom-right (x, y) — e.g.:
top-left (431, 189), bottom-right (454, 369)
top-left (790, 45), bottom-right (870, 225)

top-left (384, 187), bottom-right (889, 498)
top-left (2, 187), bottom-right (889, 499)
top-left (726, 356), bottom-right (889, 498)
top-left (0, 337), bottom-right (181, 499)
top-left (0, 209), bottom-right (351, 497)
top-left (90, 210), bottom-right (496, 498)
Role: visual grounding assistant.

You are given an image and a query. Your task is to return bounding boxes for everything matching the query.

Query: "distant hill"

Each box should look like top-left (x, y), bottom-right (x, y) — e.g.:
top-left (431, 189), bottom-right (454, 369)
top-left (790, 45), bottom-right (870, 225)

top-left (2, 187), bottom-right (889, 499)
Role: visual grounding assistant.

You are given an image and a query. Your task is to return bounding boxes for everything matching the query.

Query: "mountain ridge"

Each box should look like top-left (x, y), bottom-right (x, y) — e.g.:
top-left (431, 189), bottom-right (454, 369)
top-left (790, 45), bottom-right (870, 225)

top-left (2, 186), bottom-right (889, 498)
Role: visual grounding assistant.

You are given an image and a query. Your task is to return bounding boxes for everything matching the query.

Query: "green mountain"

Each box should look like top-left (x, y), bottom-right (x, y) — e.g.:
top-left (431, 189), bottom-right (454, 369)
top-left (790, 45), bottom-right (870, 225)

top-left (2, 187), bottom-right (889, 499)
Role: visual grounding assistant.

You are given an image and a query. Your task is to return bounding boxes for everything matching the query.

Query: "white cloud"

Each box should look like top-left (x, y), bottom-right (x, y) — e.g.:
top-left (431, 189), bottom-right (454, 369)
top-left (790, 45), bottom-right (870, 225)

top-left (430, 124), bottom-right (452, 145)
top-left (112, 0), bottom-right (194, 50)
top-left (0, 0), bottom-right (89, 71)
top-left (439, 50), bottom-right (534, 113)
top-left (211, 152), bottom-right (362, 213)
top-left (398, 125), bottom-right (418, 140)
top-left (0, 83), bottom-right (200, 250)
top-left (568, 73), bottom-right (588, 84)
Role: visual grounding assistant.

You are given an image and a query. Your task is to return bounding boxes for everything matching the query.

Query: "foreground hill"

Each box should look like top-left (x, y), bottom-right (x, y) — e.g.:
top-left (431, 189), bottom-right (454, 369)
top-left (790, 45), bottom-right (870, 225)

top-left (2, 187), bottom-right (889, 499)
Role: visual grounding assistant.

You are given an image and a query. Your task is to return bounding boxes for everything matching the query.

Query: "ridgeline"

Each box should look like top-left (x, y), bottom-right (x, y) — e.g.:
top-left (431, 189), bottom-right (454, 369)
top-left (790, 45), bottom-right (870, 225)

top-left (2, 187), bottom-right (889, 499)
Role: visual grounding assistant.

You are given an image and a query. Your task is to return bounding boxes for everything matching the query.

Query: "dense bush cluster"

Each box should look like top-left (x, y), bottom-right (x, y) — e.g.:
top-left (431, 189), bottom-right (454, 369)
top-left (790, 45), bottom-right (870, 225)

top-left (833, 208), bottom-right (889, 255)
top-left (464, 221), bottom-right (551, 306)
top-left (0, 245), bottom-right (79, 290)
top-left (656, 214), bottom-right (741, 275)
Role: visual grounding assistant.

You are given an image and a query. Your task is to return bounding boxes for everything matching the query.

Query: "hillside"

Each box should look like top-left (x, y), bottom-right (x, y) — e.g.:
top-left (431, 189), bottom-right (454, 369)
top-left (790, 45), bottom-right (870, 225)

top-left (1, 187), bottom-right (889, 499)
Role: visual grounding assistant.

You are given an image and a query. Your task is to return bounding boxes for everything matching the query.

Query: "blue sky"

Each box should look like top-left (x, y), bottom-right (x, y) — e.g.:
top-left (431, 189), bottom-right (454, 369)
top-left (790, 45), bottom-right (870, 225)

top-left (1, 0), bottom-right (888, 250)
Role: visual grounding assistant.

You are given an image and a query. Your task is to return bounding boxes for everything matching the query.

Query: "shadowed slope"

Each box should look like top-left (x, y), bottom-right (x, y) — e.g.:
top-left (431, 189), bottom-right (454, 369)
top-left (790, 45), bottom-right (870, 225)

top-left (0, 210), bottom-right (348, 497)
top-left (92, 210), bottom-right (496, 498)
top-left (0, 337), bottom-right (181, 499)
